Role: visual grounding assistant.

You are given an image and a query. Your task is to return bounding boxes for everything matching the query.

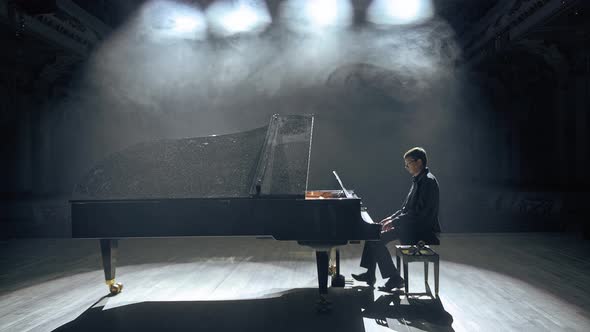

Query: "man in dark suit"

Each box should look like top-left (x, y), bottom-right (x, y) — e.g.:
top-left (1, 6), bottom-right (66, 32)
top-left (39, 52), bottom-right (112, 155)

top-left (353, 147), bottom-right (441, 291)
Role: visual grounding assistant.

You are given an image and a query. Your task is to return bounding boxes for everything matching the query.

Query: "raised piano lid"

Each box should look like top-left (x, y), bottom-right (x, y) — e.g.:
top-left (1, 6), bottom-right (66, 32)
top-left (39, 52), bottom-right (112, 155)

top-left (72, 114), bottom-right (314, 200)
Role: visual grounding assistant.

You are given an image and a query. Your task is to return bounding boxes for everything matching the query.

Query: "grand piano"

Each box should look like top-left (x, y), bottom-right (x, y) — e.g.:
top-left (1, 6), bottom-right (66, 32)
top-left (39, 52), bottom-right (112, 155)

top-left (71, 114), bottom-right (380, 308)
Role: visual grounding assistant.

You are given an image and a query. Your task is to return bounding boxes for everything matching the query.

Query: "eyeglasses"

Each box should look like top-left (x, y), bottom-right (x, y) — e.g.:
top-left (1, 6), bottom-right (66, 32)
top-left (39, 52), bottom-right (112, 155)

top-left (404, 160), bottom-right (417, 168)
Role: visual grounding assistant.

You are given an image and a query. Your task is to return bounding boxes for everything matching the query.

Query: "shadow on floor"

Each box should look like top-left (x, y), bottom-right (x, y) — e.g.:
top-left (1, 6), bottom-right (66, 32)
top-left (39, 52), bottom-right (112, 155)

top-left (361, 290), bottom-right (455, 332)
top-left (53, 287), bottom-right (454, 332)
top-left (54, 288), bottom-right (365, 332)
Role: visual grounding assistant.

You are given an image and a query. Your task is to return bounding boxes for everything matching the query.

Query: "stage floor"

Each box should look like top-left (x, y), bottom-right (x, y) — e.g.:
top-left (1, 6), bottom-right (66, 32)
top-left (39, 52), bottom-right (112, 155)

top-left (1, 233), bottom-right (589, 332)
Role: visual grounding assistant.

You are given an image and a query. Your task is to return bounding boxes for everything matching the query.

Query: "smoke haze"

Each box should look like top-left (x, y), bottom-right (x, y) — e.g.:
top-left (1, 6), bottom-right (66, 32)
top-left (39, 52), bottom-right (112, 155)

top-left (52, 0), bottom-right (497, 228)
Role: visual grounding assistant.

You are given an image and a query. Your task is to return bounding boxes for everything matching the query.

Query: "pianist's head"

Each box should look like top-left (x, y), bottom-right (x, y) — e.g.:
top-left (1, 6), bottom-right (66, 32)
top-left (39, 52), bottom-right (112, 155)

top-left (404, 147), bottom-right (427, 177)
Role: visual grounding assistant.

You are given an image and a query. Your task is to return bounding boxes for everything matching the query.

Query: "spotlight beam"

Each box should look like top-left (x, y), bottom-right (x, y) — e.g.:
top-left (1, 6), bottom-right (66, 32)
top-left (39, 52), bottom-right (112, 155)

top-left (206, 0), bottom-right (271, 37)
top-left (367, 0), bottom-right (434, 26)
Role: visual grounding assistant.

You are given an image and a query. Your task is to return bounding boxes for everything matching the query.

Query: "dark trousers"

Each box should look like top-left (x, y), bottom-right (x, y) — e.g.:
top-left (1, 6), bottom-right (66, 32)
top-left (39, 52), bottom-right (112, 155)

top-left (360, 229), bottom-right (400, 279)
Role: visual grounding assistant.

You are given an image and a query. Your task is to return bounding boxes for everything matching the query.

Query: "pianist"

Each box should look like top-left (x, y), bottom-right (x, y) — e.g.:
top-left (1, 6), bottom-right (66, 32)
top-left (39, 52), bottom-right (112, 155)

top-left (353, 147), bottom-right (441, 291)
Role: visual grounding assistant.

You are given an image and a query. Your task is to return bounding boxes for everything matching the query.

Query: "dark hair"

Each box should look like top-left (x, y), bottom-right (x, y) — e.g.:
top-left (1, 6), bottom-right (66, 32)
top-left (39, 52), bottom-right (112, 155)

top-left (404, 147), bottom-right (427, 166)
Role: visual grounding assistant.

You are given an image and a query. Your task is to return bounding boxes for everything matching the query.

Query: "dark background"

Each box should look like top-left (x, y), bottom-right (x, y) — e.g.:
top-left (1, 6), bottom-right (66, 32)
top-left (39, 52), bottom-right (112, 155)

top-left (1, 0), bottom-right (589, 238)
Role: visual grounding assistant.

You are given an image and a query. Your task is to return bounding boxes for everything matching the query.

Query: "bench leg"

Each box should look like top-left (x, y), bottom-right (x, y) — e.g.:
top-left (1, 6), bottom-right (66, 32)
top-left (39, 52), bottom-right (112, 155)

top-left (434, 260), bottom-right (439, 296)
top-left (403, 261), bottom-right (409, 294)
top-left (424, 261), bottom-right (429, 294)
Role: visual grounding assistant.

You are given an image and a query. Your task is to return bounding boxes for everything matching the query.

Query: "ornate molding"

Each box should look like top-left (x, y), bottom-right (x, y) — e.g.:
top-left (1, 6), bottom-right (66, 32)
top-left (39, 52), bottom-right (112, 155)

top-left (0, 0), bottom-right (112, 84)
top-left (461, 0), bottom-right (581, 68)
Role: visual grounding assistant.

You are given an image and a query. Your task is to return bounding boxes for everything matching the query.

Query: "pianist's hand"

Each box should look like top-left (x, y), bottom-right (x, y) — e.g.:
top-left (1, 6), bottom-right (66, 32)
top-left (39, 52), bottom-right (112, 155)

top-left (381, 220), bottom-right (394, 233)
top-left (379, 216), bottom-right (392, 225)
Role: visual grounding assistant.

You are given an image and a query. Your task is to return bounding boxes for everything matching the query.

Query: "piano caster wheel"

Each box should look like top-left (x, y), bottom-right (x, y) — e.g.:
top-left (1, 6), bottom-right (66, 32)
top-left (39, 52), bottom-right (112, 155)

top-left (110, 283), bottom-right (123, 295)
top-left (106, 280), bottom-right (123, 295)
top-left (316, 296), bottom-right (332, 313)
top-left (331, 274), bottom-right (345, 288)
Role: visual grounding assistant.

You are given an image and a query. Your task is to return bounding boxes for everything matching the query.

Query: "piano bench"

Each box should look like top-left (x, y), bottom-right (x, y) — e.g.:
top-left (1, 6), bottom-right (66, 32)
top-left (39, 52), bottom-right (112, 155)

top-left (394, 244), bottom-right (439, 297)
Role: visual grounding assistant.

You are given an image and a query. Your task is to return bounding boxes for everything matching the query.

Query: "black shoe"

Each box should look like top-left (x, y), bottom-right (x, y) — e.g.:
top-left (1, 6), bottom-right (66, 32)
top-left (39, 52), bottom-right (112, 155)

top-left (351, 272), bottom-right (376, 287)
top-left (379, 276), bottom-right (405, 292)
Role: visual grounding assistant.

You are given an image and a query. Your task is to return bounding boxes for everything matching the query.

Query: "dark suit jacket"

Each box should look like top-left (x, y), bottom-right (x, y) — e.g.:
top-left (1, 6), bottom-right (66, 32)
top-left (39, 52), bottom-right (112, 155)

top-left (392, 167), bottom-right (441, 244)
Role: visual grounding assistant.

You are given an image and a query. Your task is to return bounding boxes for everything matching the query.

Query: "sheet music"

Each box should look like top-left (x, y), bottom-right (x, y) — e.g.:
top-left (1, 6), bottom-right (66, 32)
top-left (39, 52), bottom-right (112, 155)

top-left (332, 171), bottom-right (353, 198)
top-left (333, 171), bottom-right (377, 224)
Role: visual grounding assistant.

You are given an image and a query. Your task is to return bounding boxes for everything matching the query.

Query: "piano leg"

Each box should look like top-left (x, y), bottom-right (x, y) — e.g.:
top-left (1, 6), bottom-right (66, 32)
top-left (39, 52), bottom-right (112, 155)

top-left (315, 251), bottom-right (332, 312)
top-left (100, 239), bottom-right (123, 295)
top-left (316, 250), bottom-right (329, 295)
